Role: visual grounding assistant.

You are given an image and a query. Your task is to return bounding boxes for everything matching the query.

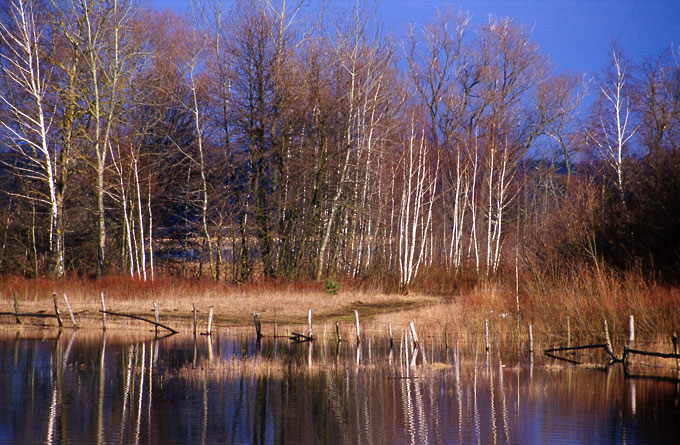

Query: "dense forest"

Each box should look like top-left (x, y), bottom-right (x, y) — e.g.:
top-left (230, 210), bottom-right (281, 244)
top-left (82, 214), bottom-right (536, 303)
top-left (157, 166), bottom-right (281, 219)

top-left (0, 0), bottom-right (678, 291)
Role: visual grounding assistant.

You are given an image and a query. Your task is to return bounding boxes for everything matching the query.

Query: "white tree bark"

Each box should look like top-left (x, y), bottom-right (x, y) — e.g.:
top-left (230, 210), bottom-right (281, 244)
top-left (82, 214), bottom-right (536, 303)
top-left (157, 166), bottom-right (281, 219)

top-left (0, 0), bottom-right (63, 276)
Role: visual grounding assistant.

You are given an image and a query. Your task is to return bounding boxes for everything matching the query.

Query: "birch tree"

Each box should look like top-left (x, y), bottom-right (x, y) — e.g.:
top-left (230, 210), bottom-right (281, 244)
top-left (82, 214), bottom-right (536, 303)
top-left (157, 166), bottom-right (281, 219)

top-left (397, 119), bottom-right (439, 292)
top-left (589, 46), bottom-right (637, 203)
top-left (0, 0), bottom-right (65, 277)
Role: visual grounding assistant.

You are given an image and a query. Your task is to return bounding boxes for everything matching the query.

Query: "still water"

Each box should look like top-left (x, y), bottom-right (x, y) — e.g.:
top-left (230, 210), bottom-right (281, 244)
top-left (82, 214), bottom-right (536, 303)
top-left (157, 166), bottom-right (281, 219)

top-left (1, 330), bottom-right (679, 444)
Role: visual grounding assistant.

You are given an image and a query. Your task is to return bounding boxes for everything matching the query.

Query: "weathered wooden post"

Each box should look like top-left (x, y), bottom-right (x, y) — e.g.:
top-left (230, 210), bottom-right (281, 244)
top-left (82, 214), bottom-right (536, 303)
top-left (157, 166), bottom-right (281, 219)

top-left (193, 303), bottom-right (198, 336)
top-left (628, 315), bottom-right (635, 348)
top-left (528, 323), bottom-right (534, 353)
top-left (672, 332), bottom-right (679, 378)
top-left (100, 293), bottom-right (106, 331)
top-left (52, 293), bottom-right (63, 327)
top-left (207, 306), bottom-right (214, 336)
top-left (354, 310), bottom-right (361, 344)
top-left (603, 319), bottom-right (620, 362)
top-left (13, 291), bottom-right (21, 325)
top-left (63, 293), bottom-right (77, 328)
top-left (308, 309), bottom-right (313, 338)
top-left (409, 322), bottom-right (420, 349)
top-left (485, 319), bottom-right (490, 351)
top-left (153, 302), bottom-right (160, 336)
top-left (444, 322), bottom-right (449, 349)
top-left (388, 322), bottom-right (394, 349)
top-left (335, 321), bottom-right (342, 343)
top-left (253, 312), bottom-right (262, 339)
top-left (567, 315), bottom-right (571, 348)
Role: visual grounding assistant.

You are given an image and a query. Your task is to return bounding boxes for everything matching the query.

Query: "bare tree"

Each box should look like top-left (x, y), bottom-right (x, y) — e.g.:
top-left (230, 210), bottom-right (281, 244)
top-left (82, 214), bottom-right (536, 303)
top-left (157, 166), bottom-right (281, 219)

top-left (588, 45), bottom-right (637, 203)
top-left (0, 0), bottom-right (65, 276)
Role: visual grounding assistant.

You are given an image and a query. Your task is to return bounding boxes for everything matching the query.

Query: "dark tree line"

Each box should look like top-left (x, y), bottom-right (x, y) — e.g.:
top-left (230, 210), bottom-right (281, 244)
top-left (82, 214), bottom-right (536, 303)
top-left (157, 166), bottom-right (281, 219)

top-left (0, 0), bottom-right (678, 288)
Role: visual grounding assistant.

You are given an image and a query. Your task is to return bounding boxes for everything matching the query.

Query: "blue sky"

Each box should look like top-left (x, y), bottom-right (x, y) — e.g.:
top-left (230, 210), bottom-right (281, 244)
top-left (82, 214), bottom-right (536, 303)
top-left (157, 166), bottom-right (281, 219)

top-left (144, 0), bottom-right (680, 76)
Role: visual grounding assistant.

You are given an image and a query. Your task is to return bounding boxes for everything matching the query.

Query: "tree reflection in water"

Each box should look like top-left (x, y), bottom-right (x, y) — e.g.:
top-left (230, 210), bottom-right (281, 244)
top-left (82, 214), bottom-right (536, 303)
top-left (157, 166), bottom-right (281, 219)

top-left (0, 331), bottom-right (679, 444)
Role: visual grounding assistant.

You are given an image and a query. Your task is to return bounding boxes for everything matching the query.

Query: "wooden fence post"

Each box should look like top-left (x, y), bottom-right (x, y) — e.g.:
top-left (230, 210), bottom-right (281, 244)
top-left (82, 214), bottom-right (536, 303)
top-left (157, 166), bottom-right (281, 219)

top-left (354, 310), bottom-right (361, 344)
top-left (528, 323), bottom-right (534, 353)
top-left (52, 293), bottom-right (62, 327)
top-left (485, 319), bottom-right (490, 351)
top-left (409, 322), bottom-right (420, 349)
top-left (567, 315), bottom-right (571, 348)
top-left (253, 312), bottom-right (262, 339)
top-left (13, 291), bottom-right (21, 325)
top-left (673, 332), bottom-right (679, 378)
top-left (628, 315), bottom-right (635, 348)
top-left (193, 303), bottom-right (198, 336)
top-left (308, 309), bottom-right (313, 338)
top-left (100, 293), bottom-right (106, 331)
top-left (388, 322), bottom-right (394, 349)
top-left (62, 293), bottom-right (77, 328)
top-left (207, 306), bottom-right (214, 336)
top-left (153, 302), bottom-right (160, 336)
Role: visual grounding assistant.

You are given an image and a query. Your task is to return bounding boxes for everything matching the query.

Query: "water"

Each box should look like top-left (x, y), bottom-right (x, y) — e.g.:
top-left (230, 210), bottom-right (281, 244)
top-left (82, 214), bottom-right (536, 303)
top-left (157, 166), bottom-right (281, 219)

top-left (1, 330), bottom-right (679, 444)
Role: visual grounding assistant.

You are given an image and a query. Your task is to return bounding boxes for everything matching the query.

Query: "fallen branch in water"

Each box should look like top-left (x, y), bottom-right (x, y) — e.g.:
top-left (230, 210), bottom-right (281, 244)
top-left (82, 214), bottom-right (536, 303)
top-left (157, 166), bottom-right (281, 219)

top-left (99, 309), bottom-right (178, 334)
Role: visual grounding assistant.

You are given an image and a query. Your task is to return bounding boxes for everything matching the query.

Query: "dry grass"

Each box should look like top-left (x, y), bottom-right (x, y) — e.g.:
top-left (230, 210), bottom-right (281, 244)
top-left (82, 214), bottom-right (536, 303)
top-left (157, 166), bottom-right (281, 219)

top-left (0, 274), bottom-right (438, 333)
top-left (1, 265), bottom-right (678, 349)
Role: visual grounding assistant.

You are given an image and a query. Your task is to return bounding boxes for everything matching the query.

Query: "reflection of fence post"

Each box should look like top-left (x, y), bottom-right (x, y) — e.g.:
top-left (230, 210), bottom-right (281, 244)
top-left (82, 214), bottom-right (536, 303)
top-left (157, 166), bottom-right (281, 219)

top-left (63, 293), bottom-right (77, 328)
top-left (14, 291), bottom-right (22, 324)
top-left (52, 293), bottom-right (63, 327)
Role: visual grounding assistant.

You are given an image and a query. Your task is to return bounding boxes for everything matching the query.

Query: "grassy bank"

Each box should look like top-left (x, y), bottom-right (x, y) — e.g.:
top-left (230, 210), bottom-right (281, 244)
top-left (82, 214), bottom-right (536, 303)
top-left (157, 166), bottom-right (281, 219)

top-left (1, 267), bottom-right (678, 346)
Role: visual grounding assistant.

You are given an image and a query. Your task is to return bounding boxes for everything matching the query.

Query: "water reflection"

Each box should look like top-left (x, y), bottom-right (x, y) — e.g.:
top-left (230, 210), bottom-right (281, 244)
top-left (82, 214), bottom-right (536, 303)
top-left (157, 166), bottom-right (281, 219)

top-left (0, 331), bottom-right (679, 444)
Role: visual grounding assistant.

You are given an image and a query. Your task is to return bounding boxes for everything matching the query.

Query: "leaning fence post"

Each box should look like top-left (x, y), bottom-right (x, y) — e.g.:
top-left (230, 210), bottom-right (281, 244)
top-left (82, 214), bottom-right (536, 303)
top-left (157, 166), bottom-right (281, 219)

top-left (62, 293), bottom-right (77, 328)
top-left (100, 293), bottom-right (106, 331)
top-left (409, 322), bottom-right (420, 349)
top-left (603, 319), bottom-right (620, 362)
top-left (354, 310), bottom-right (361, 344)
top-left (52, 293), bottom-right (63, 328)
top-left (13, 291), bottom-right (21, 325)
